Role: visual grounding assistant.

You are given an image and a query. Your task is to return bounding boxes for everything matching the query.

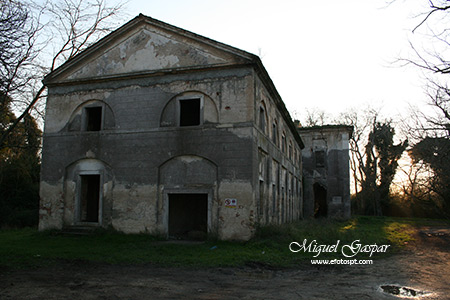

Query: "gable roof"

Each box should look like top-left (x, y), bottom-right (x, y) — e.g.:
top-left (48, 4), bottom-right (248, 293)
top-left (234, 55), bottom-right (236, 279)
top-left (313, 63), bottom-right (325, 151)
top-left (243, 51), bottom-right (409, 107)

top-left (43, 14), bottom-right (257, 85)
top-left (43, 14), bottom-right (303, 148)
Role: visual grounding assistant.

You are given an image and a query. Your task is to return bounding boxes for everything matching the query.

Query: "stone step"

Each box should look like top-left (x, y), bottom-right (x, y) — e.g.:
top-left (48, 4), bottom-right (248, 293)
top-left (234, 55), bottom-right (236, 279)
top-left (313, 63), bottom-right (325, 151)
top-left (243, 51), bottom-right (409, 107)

top-left (60, 225), bottom-right (99, 236)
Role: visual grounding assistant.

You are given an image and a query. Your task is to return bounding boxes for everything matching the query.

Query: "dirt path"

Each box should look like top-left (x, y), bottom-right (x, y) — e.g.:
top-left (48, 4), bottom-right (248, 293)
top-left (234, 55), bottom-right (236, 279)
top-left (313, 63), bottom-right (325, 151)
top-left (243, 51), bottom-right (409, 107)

top-left (1, 227), bottom-right (449, 300)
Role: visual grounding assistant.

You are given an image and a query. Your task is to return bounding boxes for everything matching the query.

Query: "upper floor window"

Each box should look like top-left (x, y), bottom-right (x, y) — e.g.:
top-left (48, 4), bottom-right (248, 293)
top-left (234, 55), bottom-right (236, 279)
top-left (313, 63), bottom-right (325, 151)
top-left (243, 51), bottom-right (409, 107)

top-left (272, 122), bottom-right (278, 145)
top-left (259, 106), bottom-right (266, 133)
top-left (288, 141), bottom-right (293, 160)
top-left (84, 106), bottom-right (103, 131)
top-left (281, 132), bottom-right (286, 153)
top-left (315, 150), bottom-right (325, 167)
top-left (179, 98), bottom-right (201, 126)
top-left (161, 92), bottom-right (218, 128)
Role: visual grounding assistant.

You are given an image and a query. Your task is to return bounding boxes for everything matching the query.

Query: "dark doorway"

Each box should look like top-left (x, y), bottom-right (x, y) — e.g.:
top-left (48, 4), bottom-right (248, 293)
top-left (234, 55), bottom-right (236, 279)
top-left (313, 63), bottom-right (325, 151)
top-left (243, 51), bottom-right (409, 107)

top-left (313, 183), bottom-right (327, 218)
top-left (179, 98), bottom-right (200, 126)
top-left (80, 175), bottom-right (100, 222)
top-left (169, 193), bottom-right (207, 239)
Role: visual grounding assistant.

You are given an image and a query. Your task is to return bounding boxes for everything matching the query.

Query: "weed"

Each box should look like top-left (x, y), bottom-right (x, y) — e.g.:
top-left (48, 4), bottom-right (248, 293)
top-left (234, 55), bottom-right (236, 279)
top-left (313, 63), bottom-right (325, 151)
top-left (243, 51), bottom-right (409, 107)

top-left (0, 216), bottom-right (437, 269)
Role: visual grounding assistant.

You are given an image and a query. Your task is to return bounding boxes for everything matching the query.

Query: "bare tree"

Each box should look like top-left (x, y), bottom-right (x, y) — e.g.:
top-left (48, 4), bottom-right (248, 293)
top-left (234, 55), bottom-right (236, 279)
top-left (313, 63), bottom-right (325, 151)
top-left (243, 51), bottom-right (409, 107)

top-left (0, 0), bottom-right (125, 150)
top-left (338, 107), bottom-right (407, 215)
top-left (391, 0), bottom-right (450, 217)
top-left (0, 1), bottom-right (35, 95)
top-left (300, 107), bottom-right (330, 127)
top-left (338, 107), bottom-right (378, 197)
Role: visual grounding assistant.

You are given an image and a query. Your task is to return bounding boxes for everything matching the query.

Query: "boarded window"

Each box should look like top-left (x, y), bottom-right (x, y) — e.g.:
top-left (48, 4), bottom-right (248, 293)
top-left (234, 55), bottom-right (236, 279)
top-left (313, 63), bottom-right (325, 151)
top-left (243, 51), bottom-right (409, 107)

top-left (85, 107), bottom-right (102, 131)
top-left (180, 98), bottom-right (201, 126)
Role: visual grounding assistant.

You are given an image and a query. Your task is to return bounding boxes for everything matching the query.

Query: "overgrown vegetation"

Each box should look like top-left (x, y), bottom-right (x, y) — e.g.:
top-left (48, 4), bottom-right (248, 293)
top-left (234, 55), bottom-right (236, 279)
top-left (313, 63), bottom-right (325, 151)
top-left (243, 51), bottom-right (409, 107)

top-left (1, 216), bottom-right (445, 269)
top-left (0, 0), bottom-right (125, 229)
top-left (0, 92), bottom-right (41, 228)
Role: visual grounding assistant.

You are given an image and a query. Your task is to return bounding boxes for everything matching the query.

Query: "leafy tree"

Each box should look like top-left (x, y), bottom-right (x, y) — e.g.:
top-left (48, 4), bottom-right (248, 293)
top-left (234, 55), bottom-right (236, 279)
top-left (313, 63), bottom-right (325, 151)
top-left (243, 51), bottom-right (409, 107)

top-left (0, 92), bottom-right (41, 227)
top-left (408, 137), bottom-right (450, 216)
top-left (0, 0), bottom-right (125, 226)
top-left (360, 122), bottom-right (408, 215)
top-left (302, 106), bottom-right (407, 215)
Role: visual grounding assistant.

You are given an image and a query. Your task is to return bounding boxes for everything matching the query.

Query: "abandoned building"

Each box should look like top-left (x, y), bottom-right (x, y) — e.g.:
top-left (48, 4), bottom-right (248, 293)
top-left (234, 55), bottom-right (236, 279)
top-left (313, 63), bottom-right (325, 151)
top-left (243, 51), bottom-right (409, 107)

top-left (298, 125), bottom-right (353, 219)
top-left (39, 14), bottom-right (307, 240)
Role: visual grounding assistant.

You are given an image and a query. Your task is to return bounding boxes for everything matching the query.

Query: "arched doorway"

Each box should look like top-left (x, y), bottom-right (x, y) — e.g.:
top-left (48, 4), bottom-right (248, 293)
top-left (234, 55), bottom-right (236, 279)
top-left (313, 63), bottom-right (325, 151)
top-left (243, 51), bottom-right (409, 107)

top-left (313, 183), bottom-right (327, 218)
top-left (159, 155), bottom-right (217, 239)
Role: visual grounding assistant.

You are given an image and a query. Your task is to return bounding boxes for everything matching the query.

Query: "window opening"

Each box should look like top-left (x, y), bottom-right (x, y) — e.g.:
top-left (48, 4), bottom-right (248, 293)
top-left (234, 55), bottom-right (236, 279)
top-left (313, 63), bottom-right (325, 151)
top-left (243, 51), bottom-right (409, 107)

top-left (289, 142), bottom-right (293, 160)
top-left (315, 150), bottom-right (326, 167)
top-left (272, 122), bottom-right (278, 145)
top-left (259, 106), bottom-right (266, 132)
top-left (85, 106), bottom-right (102, 131)
top-left (180, 98), bottom-right (201, 126)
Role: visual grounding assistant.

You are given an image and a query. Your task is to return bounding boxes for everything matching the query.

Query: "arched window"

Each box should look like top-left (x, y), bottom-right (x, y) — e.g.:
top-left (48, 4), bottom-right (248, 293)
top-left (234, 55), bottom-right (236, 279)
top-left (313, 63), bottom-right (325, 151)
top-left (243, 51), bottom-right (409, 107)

top-left (272, 121), bottom-right (278, 146)
top-left (160, 91), bottom-right (218, 128)
top-left (259, 102), bottom-right (267, 134)
top-left (67, 100), bottom-right (115, 132)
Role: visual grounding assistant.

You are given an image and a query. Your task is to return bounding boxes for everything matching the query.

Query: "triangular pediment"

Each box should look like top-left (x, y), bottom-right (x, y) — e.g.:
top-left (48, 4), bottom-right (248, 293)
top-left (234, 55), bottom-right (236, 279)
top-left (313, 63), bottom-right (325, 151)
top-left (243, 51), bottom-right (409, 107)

top-left (45, 15), bottom-right (255, 84)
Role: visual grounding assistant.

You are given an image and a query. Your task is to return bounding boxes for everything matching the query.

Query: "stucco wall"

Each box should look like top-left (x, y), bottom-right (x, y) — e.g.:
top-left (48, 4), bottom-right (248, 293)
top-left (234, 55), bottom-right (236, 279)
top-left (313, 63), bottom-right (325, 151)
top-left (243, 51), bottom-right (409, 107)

top-left (39, 15), bottom-right (304, 240)
top-left (40, 67), bottom-right (261, 239)
top-left (298, 126), bottom-right (352, 219)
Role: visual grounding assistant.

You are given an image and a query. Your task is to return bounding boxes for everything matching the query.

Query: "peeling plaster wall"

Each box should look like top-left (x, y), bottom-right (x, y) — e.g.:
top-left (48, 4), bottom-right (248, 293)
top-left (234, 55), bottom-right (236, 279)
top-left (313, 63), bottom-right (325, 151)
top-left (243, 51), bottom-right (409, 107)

top-left (111, 184), bottom-right (158, 233)
top-left (298, 126), bottom-right (352, 219)
top-left (252, 75), bottom-right (303, 225)
top-left (63, 25), bottom-right (242, 81)
top-left (39, 181), bottom-right (64, 230)
top-left (40, 67), bottom-right (258, 240)
top-left (218, 181), bottom-right (255, 240)
top-left (40, 18), bottom-right (304, 240)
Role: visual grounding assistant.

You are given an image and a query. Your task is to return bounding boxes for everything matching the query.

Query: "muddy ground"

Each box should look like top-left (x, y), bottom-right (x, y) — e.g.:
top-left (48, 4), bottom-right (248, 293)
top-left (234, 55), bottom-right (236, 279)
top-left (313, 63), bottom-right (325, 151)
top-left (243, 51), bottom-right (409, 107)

top-left (1, 227), bottom-right (449, 300)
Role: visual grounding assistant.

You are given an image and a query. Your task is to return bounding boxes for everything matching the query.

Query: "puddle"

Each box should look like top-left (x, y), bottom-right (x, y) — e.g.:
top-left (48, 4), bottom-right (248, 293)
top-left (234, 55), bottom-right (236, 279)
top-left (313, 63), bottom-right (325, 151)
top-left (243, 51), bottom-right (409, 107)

top-left (380, 285), bottom-right (432, 298)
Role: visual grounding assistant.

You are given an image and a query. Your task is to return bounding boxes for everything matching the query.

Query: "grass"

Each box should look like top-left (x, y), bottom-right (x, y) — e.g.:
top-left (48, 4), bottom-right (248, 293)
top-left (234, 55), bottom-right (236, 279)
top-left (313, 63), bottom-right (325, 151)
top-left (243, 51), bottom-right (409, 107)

top-left (0, 216), bottom-right (447, 269)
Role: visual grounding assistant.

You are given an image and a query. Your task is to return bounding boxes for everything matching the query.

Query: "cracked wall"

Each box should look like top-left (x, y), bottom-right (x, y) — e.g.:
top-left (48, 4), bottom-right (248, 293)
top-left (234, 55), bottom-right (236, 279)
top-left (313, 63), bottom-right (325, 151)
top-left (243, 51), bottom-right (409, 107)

top-left (39, 16), bottom-right (304, 240)
top-left (298, 126), bottom-right (352, 219)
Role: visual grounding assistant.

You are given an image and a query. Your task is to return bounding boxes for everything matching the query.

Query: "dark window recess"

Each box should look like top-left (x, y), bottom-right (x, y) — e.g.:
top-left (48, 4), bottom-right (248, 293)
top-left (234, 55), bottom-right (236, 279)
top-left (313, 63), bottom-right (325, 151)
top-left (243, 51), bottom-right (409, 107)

top-left (259, 107), bottom-right (266, 132)
top-left (315, 150), bottom-right (325, 167)
top-left (180, 98), bottom-right (200, 126)
top-left (272, 123), bottom-right (278, 144)
top-left (80, 175), bottom-right (100, 222)
top-left (85, 107), bottom-right (102, 131)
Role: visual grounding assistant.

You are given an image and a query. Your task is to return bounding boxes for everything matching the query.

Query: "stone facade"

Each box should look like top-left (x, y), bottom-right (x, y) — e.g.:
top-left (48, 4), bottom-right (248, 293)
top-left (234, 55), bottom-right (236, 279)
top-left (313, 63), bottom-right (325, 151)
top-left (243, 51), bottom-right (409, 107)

top-left (298, 125), bottom-right (353, 219)
top-left (39, 15), bottom-right (304, 240)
